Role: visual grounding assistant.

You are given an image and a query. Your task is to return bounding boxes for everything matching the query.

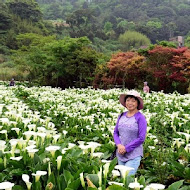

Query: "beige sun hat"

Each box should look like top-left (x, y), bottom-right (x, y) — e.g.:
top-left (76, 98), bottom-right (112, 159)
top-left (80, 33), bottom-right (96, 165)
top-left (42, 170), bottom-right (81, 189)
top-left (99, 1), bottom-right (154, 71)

top-left (119, 90), bottom-right (144, 110)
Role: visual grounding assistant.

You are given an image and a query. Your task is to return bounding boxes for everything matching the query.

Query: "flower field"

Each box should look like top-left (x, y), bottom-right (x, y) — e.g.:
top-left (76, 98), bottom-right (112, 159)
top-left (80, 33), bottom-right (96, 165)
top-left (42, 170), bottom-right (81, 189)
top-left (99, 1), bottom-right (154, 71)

top-left (0, 84), bottom-right (189, 190)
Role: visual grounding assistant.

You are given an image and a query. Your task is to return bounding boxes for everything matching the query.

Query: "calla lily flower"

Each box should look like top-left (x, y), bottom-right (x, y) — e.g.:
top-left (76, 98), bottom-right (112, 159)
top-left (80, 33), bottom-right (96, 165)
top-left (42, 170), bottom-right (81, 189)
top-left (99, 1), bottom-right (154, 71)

top-left (27, 124), bottom-right (36, 131)
top-left (23, 131), bottom-right (36, 141)
top-left (68, 143), bottom-right (76, 149)
top-left (17, 138), bottom-right (27, 149)
top-left (43, 158), bottom-right (50, 163)
top-left (10, 156), bottom-right (23, 161)
top-left (115, 165), bottom-right (134, 177)
top-left (115, 165), bottom-right (134, 184)
top-left (0, 181), bottom-right (14, 190)
top-left (10, 121), bottom-right (17, 126)
top-left (112, 170), bottom-right (120, 178)
top-left (0, 118), bottom-right (9, 124)
top-left (45, 145), bottom-right (60, 157)
top-left (11, 128), bottom-right (20, 135)
top-left (92, 152), bottom-right (104, 158)
top-left (79, 144), bottom-right (90, 154)
top-left (36, 132), bottom-right (46, 142)
top-left (103, 162), bottom-right (110, 179)
top-left (25, 145), bottom-right (36, 150)
top-left (128, 178), bottom-right (143, 189)
top-left (62, 130), bottom-right (68, 137)
top-left (52, 134), bottom-right (61, 143)
top-left (37, 127), bottom-right (46, 132)
top-left (148, 146), bottom-right (155, 150)
top-left (80, 172), bottom-right (85, 188)
top-left (184, 144), bottom-right (190, 153)
top-left (22, 174), bottom-right (32, 190)
top-left (78, 141), bottom-right (85, 145)
top-left (87, 142), bottom-right (101, 157)
top-left (32, 171), bottom-right (47, 182)
top-left (22, 118), bottom-right (31, 127)
top-left (27, 149), bottom-right (39, 158)
top-left (0, 140), bottom-right (6, 152)
top-left (177, 132), bottom-right (190, 143)
top-left (56, 155), bottom-right (62, 170)
top-left (108, 181), bottom-right (124, 186)
top-left (144, 183), bottom-right (165, 190)
top-left (97, 167), bottom-right (102, 188)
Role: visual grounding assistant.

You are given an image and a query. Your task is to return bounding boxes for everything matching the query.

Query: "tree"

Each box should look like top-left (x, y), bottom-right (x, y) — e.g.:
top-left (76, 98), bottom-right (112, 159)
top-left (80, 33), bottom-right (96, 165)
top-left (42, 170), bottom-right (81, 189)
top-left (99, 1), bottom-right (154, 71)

top-left (146, 45), bottom-right (189, 93)
top-left (0, 3), bottom-right (12, 32)
top-left (95, 51), bottom-right (146, 89)
top-left (12, 34), bottom-right (100, 88)
top-left (6, 0), bottom-right (42, 22)
top-left (118, 30), bottom-right (151, 51)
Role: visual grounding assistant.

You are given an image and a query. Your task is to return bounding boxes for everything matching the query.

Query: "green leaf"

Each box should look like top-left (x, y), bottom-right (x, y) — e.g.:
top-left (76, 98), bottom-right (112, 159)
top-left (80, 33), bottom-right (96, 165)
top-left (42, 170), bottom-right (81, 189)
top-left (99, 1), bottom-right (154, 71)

top-left (47, 172), bottom-right (56, 186)
top-left (86, 174), bottom-right (99, 187)
top-left (0, 158), bottom-right (4, 171)
top-left (87, 187), bottom-right (98, 190)
top-left (107, 184), bottom-right (126, 190)
top-left (167, 180), bottom-right (184, 190)
top-left (138, 175), bottom-right (146, 187)
top-left (67, 178), bottom-right (80, 190)
top-left (63, 170), bottom-right (74, 186)
top-left (108, 158), bottom-right (117, 175)
top-left (9, 160), bottom-right (25, 169)
top-left (12, 185), bottom-right (24, 190)
top-left (125, 175), bottom-right (134, 187)
top-left (57, 174), bottom-right (67, 190)
top-left (70, 149), bottom-right (83, 157)
top-left (0, 173), bottom-right (6, 181)
top-left (9, 168), bottom-right (24, 176)
top-left (179, 186), bottom-right (190, 190)
top-left (184, 167), bottom-right (190, 180)
top-left (34, 181), bottom-right (42, 190)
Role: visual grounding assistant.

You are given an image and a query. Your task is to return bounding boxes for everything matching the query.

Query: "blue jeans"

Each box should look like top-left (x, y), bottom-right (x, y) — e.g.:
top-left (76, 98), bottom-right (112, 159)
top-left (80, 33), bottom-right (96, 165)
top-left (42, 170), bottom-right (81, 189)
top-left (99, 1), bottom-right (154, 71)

top-left (117, 156), bottom-right (141, 176)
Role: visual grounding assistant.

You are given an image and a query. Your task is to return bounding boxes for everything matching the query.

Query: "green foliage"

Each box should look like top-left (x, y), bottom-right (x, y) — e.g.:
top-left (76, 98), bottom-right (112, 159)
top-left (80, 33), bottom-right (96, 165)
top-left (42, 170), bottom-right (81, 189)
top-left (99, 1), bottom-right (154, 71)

top-left (91, 37), bottom-right (122, 55)
top-left (118, 30), bottom-right (151, 51)
top-left (12, 35), bottom-right (101, 88)
top-left (0, 3), bottom-right (12, 32)
top-left (146, 20), bottom-right (162, 29)
top-left (35, 0), bottom-right (190, 44)
top-left (156, 40), bottom-right (177, 48)
top-left (6, 0), bottom-right (42, 22)
top-left (167, 180), bottom-right (184, 190)
top-left (104, 22), bottom-right (113, 34)
top-left (185, 35), bottom-right (190, 48)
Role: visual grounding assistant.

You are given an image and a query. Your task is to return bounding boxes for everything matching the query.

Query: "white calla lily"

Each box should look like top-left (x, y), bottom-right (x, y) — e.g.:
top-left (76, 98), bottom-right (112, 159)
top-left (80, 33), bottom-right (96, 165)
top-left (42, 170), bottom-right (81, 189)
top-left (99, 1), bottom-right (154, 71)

top-left (128, 178), bottom-right (143, 189)
top-left (22, 174), bottom-right (32, 190)
top-left (56, 155), bottom-right (62, 170)
top-left (45, 145), bottom-right (60, 157)
top-left (145, 183), bottom-right (165, 190)
top-left (32, 171), bottom-right (47, 182)
top-left (0, 181), bottom-right (14, 190)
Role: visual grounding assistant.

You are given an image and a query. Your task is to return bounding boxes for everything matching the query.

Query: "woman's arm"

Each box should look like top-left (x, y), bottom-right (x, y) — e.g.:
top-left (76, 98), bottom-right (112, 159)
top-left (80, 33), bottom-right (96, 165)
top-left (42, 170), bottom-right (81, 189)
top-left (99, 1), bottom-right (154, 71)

top-left (113, 114), bottom-right (122, 145)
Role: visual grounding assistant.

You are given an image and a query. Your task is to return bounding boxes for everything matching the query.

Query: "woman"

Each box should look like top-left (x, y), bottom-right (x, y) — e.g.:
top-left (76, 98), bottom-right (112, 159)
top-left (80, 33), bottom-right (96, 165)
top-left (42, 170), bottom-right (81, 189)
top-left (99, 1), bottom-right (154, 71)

top-left (143, 81), bottom-right (150, 93)
top-left (113, 90), bottom-right (147, 176)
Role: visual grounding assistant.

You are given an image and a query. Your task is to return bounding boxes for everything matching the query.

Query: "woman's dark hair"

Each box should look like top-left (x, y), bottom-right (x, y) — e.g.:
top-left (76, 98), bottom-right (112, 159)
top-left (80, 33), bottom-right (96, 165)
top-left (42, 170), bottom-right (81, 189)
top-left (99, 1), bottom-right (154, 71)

top-left (124, 95), bottom-right (140, 108)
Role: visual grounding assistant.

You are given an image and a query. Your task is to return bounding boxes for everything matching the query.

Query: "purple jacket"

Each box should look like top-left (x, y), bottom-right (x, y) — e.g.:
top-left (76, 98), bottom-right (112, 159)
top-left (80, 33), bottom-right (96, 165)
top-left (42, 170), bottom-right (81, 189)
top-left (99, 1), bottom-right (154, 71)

top-left (113, 111), bottom-right (147, 161)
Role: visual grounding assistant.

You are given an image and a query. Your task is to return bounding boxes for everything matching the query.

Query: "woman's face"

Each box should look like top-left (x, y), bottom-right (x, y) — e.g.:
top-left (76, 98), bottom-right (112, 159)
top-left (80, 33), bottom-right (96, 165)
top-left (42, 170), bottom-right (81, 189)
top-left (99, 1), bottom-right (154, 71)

top-left (125, 97), bottom-right (138, 111)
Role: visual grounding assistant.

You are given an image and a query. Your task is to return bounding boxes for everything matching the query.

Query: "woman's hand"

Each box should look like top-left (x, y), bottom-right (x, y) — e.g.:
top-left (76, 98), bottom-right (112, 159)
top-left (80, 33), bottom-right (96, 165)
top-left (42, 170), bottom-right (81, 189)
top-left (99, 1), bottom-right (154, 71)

top-left (117, 144), bottom-right (126, 155)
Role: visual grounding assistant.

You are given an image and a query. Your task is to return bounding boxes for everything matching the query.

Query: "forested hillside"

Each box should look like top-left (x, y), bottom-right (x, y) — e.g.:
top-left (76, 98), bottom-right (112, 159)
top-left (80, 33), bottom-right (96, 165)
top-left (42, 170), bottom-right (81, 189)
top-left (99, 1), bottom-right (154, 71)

top-left (36, 0), bottom-right (190, 43)
top-left (1, 0), bottom-right (190, 93)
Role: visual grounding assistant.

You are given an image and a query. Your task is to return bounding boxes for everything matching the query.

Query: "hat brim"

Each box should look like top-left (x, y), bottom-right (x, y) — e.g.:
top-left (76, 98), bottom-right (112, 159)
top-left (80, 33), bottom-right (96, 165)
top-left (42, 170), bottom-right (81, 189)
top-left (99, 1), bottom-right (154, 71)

top-left (119, 94), bottom-right (144, 110)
